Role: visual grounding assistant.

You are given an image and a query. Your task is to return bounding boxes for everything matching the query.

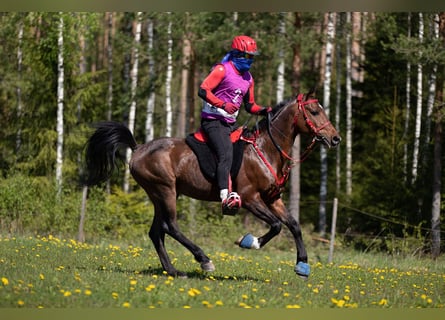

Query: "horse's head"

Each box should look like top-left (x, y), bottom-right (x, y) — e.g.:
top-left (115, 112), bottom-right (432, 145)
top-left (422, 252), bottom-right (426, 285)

top-left (293, 89), bottom-right (341, 148)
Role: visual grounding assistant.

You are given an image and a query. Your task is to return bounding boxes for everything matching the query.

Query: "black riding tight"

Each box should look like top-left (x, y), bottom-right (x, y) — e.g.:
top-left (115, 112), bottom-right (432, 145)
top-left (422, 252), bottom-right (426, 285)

top-left (201, 119), bottom-right (236, 191)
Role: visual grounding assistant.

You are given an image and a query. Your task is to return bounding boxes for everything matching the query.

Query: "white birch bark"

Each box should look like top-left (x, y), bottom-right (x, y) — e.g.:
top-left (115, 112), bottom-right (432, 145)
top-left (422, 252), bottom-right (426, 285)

top-left (412, 12), bottom-right (424, 184)
top-left (423, 14), bottom-right (438, 150)
top-left (403, 13), bottom-right (412, 181)
top-left (16, 17), bottom-right (24, 155)
top-left (318, 12), bottom-right (335, 236)
top-left (431, 11), bottom-right (444, 259)
top-left (56, 14), bottom-right (64, 193)
top-left (145, 17), bottom-right (156, 142)
top-left (107, 12), bottom-right (114, 121)
top-left (335, 12), bottom-right (343, 192)
top-left (178, 20), bottom-right (191, 138)
top-left (124, 12), bottom-right (142, 193)
top-left (345, 12), bottom-right (353, 196)
top-left (276, 12), bottom-right (286, 103)
top-left (165, 14), bottom-right (173, 137)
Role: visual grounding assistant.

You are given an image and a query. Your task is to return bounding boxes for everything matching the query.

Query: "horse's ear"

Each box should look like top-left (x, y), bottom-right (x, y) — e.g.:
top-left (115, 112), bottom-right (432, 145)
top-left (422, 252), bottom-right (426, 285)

top-left (307, 86), bottom-right (317, 98)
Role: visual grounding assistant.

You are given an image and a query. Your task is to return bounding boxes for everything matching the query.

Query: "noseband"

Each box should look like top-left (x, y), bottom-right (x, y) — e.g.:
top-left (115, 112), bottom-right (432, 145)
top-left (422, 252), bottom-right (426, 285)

top-left (267, 93), bottom-right (331, 164)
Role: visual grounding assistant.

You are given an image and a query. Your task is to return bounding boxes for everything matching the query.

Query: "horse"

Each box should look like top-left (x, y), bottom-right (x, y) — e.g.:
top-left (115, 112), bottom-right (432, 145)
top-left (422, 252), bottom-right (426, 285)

top-left (84, 89), bottom-right (341, 279)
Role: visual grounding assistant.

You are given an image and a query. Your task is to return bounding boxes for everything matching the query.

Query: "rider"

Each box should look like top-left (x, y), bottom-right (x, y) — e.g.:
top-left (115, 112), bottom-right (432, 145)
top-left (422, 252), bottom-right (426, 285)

top-left (198, 35), bottom-right (272, 215)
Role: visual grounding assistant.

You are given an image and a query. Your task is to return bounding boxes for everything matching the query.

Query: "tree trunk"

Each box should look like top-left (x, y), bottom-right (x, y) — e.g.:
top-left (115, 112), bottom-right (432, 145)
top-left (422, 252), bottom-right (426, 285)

top-left (124, 12), bottom-right (142, 193)
top-left (335, 12), bottom-right (343, 193)
top-left (145, 17), bottom-right (156, 142)
top-left (106, 12), bottom-right (114, 121)
top-left (412, 12), bottom-right (424, 184)
top-left (345, 12), bottom-right (353, 196)
top-left (165, 14), bottom-right (173, 137)
top-left (403, 13), bottom-right (412, 182)
top-left (431, 11), bottom-right (445, 259)
top-left (289, 12), bottom-right (302, 223)
top-left (178, 16), bottom-right (191, 138)
top-left (16, 16), bottom-right (24, 156)
top-left (318, 12), bottom-right (335, 236)
top-left (56, 14), bottom-right (64, 194)
top-left (276, 12), bottom-right (286, 103)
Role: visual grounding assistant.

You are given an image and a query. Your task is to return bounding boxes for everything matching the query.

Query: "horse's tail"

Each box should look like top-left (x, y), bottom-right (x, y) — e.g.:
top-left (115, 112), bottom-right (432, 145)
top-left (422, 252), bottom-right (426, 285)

top-left (84, 121), bottom-right (138, 186)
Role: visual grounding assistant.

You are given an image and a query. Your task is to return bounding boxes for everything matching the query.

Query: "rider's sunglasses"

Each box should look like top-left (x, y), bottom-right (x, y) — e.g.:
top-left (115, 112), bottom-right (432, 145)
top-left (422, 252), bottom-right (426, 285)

top-left (234, 52), bottom-right (255, 59)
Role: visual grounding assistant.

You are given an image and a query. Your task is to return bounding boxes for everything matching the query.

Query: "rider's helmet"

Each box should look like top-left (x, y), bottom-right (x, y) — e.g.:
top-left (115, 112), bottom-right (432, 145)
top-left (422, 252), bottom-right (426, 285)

top-left (231, 35), bottom-right (259, 56)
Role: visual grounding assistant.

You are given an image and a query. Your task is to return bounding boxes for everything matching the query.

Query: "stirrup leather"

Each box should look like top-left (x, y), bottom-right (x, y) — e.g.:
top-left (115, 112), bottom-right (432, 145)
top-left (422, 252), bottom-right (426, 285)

top-left (222, 192), bottom-right (242, 215)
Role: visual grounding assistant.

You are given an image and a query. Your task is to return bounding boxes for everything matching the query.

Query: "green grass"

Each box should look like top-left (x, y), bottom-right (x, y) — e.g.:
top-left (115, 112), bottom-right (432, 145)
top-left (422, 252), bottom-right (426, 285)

top-left (0, 233), bottom-right (444, 309)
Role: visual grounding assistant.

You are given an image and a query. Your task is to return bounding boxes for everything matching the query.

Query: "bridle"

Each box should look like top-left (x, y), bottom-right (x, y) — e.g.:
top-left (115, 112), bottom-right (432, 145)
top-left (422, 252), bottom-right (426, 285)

top-left (267, 93), bottom-right (331, 165)
top-left (241, 93), bottom-right (331, 200)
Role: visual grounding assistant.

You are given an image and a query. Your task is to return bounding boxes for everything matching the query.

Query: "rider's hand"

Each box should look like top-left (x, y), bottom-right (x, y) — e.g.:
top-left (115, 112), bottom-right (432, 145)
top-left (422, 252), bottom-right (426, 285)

top-left (259, 106), bottom-right (272, 116)
top-left (223, 102), bottom-right (239, 114)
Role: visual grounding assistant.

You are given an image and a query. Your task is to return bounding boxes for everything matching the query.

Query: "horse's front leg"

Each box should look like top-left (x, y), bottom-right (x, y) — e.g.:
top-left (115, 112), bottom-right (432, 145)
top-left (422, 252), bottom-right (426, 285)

top-left (238, 199), bottom-right (282, 249)
top-left (240, 198), bottom-right (310, 279)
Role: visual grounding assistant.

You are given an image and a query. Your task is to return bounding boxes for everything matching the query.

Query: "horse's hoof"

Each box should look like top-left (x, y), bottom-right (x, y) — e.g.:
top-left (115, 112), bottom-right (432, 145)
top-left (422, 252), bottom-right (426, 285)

top-left (294, 261), bottom-right (310, 280)
top-left (201, 260), bottom-right (215, 272)
top-left (235, 233), bottom-right (260, 249)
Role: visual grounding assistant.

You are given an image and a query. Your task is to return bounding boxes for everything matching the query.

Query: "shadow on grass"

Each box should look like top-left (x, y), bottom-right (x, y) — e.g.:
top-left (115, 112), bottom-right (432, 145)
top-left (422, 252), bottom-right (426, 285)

top-left (101, 265), bottom-right (261, 281)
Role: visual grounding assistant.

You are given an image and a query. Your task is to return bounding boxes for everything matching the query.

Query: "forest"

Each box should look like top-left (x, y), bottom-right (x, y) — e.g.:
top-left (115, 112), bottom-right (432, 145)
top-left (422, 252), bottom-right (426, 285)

top-left (0, 12), bottom-right (443, 257)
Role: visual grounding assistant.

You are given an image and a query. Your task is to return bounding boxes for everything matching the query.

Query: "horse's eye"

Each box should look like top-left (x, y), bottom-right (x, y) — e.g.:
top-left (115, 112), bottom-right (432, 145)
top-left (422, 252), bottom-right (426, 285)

top-left (309, 109), bottom-right (319, 116)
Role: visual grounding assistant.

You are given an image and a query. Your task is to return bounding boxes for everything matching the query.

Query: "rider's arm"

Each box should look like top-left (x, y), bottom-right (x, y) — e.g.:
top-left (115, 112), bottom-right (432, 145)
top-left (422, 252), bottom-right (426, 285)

top-left (198, 64), bottom-right (226, 108)
top-left (244, 79), bottom-right (267, 114)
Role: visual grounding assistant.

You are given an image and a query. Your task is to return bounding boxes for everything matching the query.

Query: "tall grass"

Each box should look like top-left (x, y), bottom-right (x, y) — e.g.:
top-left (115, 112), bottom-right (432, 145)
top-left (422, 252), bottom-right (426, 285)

top-left (1, 233), bottom-right (444, 308)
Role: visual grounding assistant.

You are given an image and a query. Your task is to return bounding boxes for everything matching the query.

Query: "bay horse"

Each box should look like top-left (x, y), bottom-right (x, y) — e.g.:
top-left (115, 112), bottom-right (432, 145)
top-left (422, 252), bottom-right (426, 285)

top-left (84, 89), bottom-right (341, 279)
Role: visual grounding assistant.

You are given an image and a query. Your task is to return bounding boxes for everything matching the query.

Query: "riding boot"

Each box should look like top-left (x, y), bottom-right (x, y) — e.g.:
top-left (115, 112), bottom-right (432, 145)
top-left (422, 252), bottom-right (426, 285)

top-left (221, 191), bottom-right (242, 215)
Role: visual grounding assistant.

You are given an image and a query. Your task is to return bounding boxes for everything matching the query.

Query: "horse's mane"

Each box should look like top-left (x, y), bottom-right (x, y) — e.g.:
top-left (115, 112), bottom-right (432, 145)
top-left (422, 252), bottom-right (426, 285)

top-left (243, 97), bottom-right (296, 136)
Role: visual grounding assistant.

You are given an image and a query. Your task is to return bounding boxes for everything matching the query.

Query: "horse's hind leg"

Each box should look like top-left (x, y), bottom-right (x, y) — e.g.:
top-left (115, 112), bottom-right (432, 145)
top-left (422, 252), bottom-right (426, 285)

top-left (149, 197), bottom-right (215, 277)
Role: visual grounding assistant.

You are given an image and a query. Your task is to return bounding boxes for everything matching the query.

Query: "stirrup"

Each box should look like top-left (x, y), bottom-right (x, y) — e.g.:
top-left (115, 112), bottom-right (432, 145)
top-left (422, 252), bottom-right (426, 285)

top-left (222, 192), bottom-right (242, 215)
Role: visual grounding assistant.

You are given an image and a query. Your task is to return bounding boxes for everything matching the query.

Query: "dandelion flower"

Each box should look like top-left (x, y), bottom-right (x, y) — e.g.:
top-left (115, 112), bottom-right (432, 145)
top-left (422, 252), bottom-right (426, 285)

top-left (17, 300), bottom-right (25, 307)
top-left (1, 277), bottom-right (9, 286)
top-left (64, 291), bottom-right (72, 297)
top-left (84, 289), bottom-right (92, 296)
top-left (122, 302), bottom-right (131, 308)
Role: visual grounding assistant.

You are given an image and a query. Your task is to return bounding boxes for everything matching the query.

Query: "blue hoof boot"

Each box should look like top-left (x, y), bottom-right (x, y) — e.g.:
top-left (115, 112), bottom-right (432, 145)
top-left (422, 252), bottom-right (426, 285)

top-left (238, 233), bottom-right (255, 249)
top-left (294, 261), bottom-right (310, 279)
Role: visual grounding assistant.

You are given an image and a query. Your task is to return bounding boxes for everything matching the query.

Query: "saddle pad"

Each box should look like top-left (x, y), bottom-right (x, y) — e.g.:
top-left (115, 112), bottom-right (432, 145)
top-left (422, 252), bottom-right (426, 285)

top-left (185, 134), bottom-right (246, 182)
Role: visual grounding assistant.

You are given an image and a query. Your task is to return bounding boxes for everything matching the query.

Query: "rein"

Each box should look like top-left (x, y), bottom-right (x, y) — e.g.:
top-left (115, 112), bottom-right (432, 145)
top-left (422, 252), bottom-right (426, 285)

top-left (241, 93), bottom-right (330, 199)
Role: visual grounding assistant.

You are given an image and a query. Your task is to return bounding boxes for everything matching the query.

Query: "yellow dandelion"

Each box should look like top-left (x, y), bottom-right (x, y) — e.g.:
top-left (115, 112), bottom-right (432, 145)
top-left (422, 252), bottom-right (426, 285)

top-left (242, 294), bottom-right (248, 300)
top-left (112, 292), bottom-right (119, 299)
top-left (130, 279), bottom-right (137, 286)
top-left (64, 291), bottom-right (72, 297)
top-left (312, 288), bottom-right (319, 294)
top-left (215, 300), bottom-right (224, 306)
top-left (39, 274), bottom-right (45, 280)
top-left (17, 300), bottom-right (25, 307)
top-left (188, 288), bottom-right (202, 297)
top-left (84, 289), bottom-right (92, 296)
top-left (1, 277), bottom-right (9, 286)
top-left (122, 302), bottom-right (131, 308)
top-left (286, 304), bottom-right (301, 309)
top-left (378, 298), bottom-right (388, 306)
top-left (145, 284), bottom-right (156, 292)
top-left (183, 305), bottom-right (191, 309)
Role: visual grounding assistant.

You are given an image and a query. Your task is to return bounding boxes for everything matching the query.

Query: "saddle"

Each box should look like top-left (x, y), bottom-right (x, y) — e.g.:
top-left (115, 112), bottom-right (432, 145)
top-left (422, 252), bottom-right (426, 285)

top-left (185, 127), bottom-right (247, 182)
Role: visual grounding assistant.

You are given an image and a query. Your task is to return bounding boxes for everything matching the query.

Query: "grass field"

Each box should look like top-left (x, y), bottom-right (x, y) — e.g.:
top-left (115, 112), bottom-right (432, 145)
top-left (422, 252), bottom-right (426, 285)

top-left (1, 231), bottom-right (444, 309)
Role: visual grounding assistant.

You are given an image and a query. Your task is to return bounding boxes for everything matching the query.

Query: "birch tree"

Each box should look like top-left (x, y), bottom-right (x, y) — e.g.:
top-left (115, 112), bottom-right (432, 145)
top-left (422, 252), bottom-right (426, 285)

top-left (165, 13), bottom-right (173, 137)
top-left (335, 12), bottom-right (343, 192)
top-left (318, 12), bottom-right (335, 236)
top-left (124, 12), bottom-right (142, 193)
top-left (145, 16), bottom-right (156, 142)
top-left (56, 13), bottom-right (65, 193)
top-left (345, 12), bottom-right (353, 196)
top-left (431, 12), bottom-right (444, 258)
top-left (178, 13), bottom-right (191, 138)
top-left (289, 12), bottom-right (302, 223)
top-left (16, 15), bottom-right (24, 156)
top-left (412, 12), bottom-right (424, 184)
top-left (106, 12), bottom-right (114, 121)
top-left (403, 12), bottom-right (412, 181)
top-left (276, 12), bottom-right (286, 103)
